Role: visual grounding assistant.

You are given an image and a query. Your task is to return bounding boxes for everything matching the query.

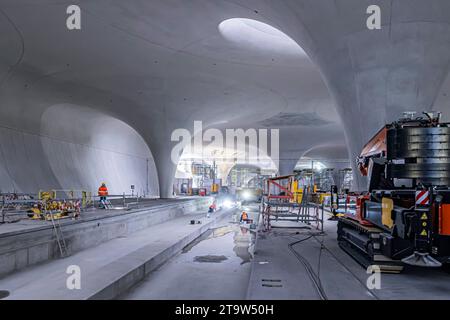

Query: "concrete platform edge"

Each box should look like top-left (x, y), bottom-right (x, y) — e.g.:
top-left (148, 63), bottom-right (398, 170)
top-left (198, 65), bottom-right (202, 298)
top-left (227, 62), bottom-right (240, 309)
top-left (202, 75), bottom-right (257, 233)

top-left (88, 208), bottom-right (232, 300)
top-left (0, 197), bottom-right (212, 278)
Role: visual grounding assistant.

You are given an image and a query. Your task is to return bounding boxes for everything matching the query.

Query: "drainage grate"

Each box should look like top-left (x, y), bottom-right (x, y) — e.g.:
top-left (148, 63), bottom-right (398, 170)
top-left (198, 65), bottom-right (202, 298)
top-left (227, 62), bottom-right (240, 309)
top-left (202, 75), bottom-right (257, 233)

top-left (262, 284), bottom-right (283, 288)
top-left (0, 290), bottom-right (10, 299)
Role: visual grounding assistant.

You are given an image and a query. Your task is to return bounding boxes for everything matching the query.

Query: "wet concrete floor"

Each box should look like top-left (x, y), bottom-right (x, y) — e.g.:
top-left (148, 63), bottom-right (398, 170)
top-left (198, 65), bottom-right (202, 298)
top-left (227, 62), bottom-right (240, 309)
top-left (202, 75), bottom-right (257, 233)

top-left (121, 205), bottom-right (259, 300)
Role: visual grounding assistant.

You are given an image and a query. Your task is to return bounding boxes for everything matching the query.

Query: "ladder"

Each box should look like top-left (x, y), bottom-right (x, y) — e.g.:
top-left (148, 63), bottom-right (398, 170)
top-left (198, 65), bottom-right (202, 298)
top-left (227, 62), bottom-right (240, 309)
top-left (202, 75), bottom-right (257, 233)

top-left (50, 213), bottom-right (68, 258)
top-left (101, 199), bottom-right (113, 209)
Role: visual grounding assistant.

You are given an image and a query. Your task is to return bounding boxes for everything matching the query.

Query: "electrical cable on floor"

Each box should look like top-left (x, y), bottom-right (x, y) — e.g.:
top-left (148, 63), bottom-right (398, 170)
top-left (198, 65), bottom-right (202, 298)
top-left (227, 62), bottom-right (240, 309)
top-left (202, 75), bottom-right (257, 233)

top-left (288, 235), bottom-right (329, 300)
top-left (284, 228), bottom-right (380, 301)
top-left (310, 234), bottom-right (381, 301)
top-left (316, 234), bottom-right (326, 292)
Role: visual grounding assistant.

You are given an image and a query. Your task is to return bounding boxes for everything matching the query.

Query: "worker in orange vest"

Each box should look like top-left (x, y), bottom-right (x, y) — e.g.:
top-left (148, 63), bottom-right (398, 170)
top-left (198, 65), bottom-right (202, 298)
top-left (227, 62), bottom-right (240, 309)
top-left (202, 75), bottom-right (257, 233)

top-left (98, 183), bottom-right (108, 208)
top-left (207, 200), bottom-right (217, 218)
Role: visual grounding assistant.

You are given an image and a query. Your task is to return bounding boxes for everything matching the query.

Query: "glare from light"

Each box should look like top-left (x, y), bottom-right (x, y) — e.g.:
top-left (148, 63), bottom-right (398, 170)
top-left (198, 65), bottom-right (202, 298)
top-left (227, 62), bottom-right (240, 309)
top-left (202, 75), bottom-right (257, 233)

top-left (223, 199), bottom-right (234, 208)
top-left (314, 162), bottom-right (326, 172)
top-left (295, 160), bottom-right (327, 172)
top-left (242, 191), bottom-right (251, 200)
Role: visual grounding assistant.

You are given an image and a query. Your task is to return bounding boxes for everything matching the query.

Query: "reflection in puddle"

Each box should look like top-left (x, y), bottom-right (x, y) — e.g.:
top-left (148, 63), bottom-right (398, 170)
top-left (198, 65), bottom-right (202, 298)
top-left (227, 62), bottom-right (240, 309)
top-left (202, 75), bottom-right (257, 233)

top-left (233, 226), bottom-right (255, 265)
top-left (182, 217), bottom-right (256, 265)
top-left (181, 226), bottom-right (233, 254)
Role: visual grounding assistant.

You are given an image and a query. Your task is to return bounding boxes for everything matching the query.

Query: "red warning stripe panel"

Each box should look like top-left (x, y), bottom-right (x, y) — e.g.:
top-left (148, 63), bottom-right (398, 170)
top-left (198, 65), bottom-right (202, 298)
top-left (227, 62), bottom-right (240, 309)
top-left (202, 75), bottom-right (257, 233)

top-left (415, 190), bottom-right (430, 206)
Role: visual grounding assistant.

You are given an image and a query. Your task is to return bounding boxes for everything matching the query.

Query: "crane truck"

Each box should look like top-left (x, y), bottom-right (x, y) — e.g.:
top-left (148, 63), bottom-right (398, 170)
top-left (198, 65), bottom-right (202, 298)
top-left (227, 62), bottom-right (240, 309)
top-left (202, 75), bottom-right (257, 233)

top-left (337, 112), bottom-right (450, 272)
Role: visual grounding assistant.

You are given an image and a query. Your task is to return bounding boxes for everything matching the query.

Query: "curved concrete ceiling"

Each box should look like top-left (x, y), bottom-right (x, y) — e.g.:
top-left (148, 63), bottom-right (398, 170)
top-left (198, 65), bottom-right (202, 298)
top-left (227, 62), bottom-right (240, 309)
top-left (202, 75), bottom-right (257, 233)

top-left (302, 144), bottom-right (349, 161)
top-left (218, 17), bottom-right (308, 62)
top-left (1, 0), bottom-right (449, 196)
top-left (299, 144), bottom-right (351, 171)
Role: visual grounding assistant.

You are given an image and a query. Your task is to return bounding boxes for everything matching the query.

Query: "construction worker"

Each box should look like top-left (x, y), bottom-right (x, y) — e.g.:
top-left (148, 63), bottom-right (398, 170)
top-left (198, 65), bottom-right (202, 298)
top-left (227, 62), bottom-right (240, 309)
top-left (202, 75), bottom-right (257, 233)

top-left (98, 182), bottom-right (108, 208)
top-left (240, 211), bottom-right (249, 223)
top-left (207, 200), bottom-right (217, 218)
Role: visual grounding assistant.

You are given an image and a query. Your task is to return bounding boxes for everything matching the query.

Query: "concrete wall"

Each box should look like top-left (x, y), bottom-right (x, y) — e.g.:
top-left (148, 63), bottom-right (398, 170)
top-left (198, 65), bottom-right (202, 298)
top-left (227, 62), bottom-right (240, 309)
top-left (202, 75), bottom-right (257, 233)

top-left (0, 102), bottom-right (159, 196)
top-left (0, 197), bottom-right (212, 279)
top-left (0, 2), bottom-right (349, 198)
top-left (6, 1), bottom-right (449, 194)
top-left (259, 0), bottom-right (450, 190)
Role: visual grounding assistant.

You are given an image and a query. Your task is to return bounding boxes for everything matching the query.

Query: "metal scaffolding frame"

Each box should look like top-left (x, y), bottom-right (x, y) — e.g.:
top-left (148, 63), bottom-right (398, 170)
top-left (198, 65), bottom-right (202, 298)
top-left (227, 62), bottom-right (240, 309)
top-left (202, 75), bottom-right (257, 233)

top-left (261, 175), bottom-right (324, 232)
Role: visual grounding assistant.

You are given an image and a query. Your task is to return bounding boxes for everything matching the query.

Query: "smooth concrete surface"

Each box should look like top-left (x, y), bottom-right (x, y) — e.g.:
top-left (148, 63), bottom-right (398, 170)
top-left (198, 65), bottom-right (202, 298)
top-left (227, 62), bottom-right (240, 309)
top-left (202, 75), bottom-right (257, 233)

top-left (121, 205), bottom-right (259, 300)
top-left (1, 1), bottom-right (450, 300)
top-left (2, 1), bottom-right (450, 195)
top-left (0, 0), bottom-right (346, 198)
top-left (275, 0), bottom-right (450, 189)
top-left (0, 104), bottom-right (158, 196)
top-left (317, 221), bottom-right (450, 300)
top-left (0, 204), bottom-right (230, 300)
top-left (247, 227), bottom-right (376, 300)
top-left (0, 197), bottom-right (212, 278)
top-left (247, 212), bottom-right (450, 300)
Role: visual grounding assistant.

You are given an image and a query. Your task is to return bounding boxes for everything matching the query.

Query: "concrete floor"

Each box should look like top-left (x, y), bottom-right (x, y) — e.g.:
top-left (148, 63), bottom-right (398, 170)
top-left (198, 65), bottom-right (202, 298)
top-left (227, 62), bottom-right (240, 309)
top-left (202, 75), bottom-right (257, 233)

top-left (0, 205), bottom-right (226, 299)
top-left (247, 212), bottom-right (450, 300)
top-left (4, 201), bottom-right (450, 300)
top-left (121, 205), bottom-right (260, 300)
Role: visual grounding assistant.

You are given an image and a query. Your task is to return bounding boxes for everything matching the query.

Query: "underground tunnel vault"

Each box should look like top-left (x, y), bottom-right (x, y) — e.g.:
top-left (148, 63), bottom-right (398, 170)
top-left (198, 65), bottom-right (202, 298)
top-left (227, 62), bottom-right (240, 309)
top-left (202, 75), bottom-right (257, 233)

top-left (2, 0), bottom-right (450, 304)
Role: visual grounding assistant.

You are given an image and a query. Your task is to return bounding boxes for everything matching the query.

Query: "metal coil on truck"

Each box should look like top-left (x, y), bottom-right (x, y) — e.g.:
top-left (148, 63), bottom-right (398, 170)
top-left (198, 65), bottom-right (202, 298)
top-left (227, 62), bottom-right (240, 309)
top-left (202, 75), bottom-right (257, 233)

top-left (387, 125), bottom-right (450, 186)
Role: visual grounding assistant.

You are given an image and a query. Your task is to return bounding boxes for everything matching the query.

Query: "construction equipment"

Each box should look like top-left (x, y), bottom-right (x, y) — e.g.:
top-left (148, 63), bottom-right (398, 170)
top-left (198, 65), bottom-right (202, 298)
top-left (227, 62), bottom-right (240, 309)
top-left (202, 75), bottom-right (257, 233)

top-left (290, 179), bottom-right (304, 203)
top-left (1, 194), bottom-right (39, 223)
top-left (211, 183), bottom-right (219, 194)
top-left (30, 190), bottom-right (83, 220)
top-left (337, 112), bottom-right (450, 272)
top-left (261, 175), bottom-right (324, 232)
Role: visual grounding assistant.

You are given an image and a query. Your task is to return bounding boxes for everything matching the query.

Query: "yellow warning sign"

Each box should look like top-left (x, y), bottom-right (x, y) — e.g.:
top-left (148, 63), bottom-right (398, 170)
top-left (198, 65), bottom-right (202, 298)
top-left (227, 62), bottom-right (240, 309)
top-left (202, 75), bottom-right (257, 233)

top-left (382, 198), bottom-right (394, 228)
top-left (421, 213), bottom-right (428, 220)
top-left (420, 229), bottom-right (428, 236)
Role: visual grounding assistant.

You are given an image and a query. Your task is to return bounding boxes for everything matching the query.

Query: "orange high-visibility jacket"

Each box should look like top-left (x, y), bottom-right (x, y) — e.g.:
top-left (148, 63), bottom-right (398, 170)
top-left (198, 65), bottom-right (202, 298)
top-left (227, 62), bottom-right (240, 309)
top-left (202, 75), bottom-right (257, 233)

top-left (98, 186), bottom-right (108, 196)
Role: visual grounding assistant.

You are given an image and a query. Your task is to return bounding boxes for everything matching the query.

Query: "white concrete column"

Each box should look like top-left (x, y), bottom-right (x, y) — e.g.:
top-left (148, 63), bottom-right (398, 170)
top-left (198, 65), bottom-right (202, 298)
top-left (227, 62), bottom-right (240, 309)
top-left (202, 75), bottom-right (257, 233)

top-left (277, 0), bottom-right (450, 190)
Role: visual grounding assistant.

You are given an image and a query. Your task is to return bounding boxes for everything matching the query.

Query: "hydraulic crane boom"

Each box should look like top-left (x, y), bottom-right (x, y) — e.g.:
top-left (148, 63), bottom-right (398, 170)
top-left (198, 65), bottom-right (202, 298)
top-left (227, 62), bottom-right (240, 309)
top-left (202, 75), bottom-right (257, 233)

top-left (357, 127), bottom-right (387, 177)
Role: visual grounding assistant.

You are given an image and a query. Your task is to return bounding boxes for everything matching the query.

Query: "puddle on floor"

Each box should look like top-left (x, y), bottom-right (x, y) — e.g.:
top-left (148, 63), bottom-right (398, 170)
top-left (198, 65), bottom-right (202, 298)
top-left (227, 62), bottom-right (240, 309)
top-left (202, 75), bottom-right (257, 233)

top-left (181, 226), bottom-right (233, 254)
top-left (182, 216), bottom-right (257, 265)
top-left (194, 255), bottom-right (228, 263)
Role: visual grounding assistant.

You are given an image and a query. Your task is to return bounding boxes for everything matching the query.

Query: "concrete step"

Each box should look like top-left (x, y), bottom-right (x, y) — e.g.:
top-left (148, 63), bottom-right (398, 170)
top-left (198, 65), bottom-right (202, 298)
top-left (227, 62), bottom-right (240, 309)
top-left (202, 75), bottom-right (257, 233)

top-left (0, 208), bottom-right (232, 300)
